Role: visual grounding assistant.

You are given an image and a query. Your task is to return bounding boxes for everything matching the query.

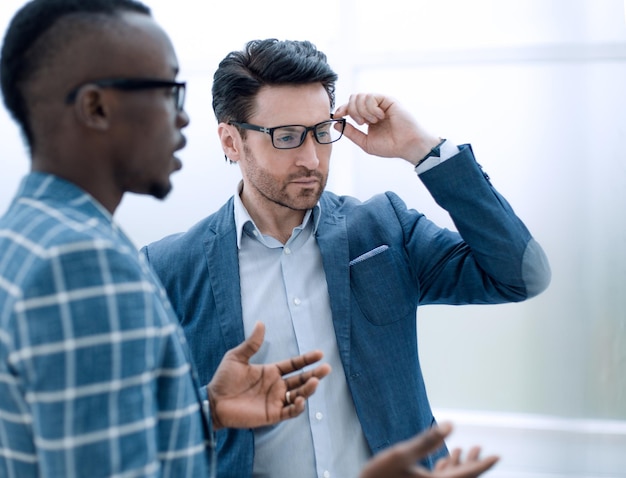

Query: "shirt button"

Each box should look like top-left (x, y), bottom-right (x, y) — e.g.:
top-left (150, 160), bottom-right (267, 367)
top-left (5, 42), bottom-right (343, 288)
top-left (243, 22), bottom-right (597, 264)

top-left (315, 412), bottom-right (323, 421)
top-left (323, 471), bottom-right (330, 478)
top-left (284, 247), bottom-right (291, 255)
top-left (293, 297), bottom-right (301, 306)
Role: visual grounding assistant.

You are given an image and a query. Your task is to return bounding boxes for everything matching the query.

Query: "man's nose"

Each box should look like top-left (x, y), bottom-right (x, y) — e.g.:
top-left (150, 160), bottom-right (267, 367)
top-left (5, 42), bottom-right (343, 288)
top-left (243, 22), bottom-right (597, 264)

top-left (294, 132), bottom-right (321, 169)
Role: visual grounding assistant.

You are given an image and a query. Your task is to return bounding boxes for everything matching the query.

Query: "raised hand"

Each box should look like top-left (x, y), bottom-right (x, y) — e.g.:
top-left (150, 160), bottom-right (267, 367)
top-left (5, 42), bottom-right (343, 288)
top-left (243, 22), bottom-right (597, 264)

top-left (359, 422), bottom-right (499, 478)
top-left (333, 93), bottom-right (441, 165)
top-left (207, 322), bottom-right (331, 430)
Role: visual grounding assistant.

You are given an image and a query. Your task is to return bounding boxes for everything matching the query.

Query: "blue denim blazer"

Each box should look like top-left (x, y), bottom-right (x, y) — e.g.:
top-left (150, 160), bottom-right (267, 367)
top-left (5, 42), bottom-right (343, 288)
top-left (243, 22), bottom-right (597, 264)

top-left (143, 145), bottom-right (551, 477)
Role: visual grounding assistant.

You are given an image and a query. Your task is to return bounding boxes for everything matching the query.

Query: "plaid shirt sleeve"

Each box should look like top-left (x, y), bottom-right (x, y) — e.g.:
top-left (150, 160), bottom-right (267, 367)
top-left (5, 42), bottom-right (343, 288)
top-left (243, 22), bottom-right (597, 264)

top-left (1, 223), bottom-right (211, 477)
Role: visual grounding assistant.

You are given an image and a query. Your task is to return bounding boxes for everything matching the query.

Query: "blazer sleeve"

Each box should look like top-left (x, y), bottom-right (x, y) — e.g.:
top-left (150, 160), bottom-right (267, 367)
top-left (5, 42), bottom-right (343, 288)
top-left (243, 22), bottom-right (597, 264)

top-left (402, 144), bottom-right (551, 304)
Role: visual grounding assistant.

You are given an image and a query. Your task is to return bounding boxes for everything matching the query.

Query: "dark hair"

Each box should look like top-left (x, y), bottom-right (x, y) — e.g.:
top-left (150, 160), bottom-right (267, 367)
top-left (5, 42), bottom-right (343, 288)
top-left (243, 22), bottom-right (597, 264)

top-left (0, 0), bottom-right (151, 146)
top-left (212, 39), bottom-right (338, 125)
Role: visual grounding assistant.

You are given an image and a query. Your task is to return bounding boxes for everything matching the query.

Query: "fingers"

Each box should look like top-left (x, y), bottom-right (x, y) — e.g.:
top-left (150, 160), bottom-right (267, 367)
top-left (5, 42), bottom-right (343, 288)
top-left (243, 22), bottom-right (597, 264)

top-left (229, 324), bottom-right (325, 370)
top-left (333, 93), bottom-right (385, 152)
top-left (281, 394), bottom-right (307, 419)
top-left (278, 383), bottom-right (313, 421)
top-left (226, 321), bottom-right (265, 362)
top-left (435, 445), bottom-right (500, 477)
top-left (453, 446), bottom-right (500, 476)
top-left (447, 454), bottom-right (500, 477)
top-left (359, 425), bottom-right (499, 478)
top-left (282, 362), bottom-right (331, 405)
top-left (275, 348), bottom-right (326, 376)
top-left (393, 422), bottom-right (453, 467)
top-left (465, 446), bottom-right (482, 462)
top-left (334, 93), bottom-right (388, 125)
top-left (278, 358), bottom-right (331, 421)
top-left (466, 454), bottom-right (500, 476)
top-left (340, 122), bottom-right (369, 152)
top-left (358, 424), bottom-right (451, 478)
top-left (274, 349), bottom-right (331, 415)
top-left (283, 374), bottom-right (320, 403)
top-left (284, 361), bottom-right (332, 386)
top-left (437, 448), bottom-right (462, 469)
top-left (380, 423), bottom-right (452, 469)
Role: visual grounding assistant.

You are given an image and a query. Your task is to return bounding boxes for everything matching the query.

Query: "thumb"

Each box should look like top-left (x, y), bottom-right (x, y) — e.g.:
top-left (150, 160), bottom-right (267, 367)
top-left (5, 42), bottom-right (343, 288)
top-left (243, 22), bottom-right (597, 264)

top-left (229, 321), bottom-right (265, 362)
top-left (397, 422), bottom-right (453, 467)
top-left (341, 122), bottom-right (369, 152)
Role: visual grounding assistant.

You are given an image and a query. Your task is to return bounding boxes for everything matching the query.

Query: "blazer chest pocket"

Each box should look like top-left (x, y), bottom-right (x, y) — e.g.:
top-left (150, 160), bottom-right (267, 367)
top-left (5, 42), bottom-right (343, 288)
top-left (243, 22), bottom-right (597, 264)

top-left (349, 245), bottom-right (415, 325)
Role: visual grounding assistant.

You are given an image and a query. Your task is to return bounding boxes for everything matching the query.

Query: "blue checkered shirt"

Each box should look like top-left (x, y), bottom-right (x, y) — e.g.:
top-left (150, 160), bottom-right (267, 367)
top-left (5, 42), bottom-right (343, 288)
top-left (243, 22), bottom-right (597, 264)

top-left (0, 173), bottom-right (213, 477)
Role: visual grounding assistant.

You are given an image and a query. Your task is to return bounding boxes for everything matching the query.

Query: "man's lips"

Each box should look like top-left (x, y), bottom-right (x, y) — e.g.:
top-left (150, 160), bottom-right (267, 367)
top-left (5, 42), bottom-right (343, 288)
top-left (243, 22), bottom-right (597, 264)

top-left (171, 136), bottom-right (187, 172)
top-left (175, 135), bottom-right (187, 152)
top-left (290, 174), bottom-right (322, 185)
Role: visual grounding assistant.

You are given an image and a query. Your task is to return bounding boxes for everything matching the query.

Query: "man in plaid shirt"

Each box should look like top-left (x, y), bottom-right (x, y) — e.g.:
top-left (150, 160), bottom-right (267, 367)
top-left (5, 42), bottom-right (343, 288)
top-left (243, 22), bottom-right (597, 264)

top-left (0, 0), bottom-right (500, 477)
top-left (0, 1), bottom-right (331, 476)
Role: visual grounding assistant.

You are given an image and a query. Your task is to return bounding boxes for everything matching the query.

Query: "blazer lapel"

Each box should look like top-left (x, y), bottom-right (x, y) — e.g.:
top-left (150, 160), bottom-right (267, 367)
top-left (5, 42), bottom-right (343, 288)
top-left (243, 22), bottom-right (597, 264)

top-left (316, 198), bottom-right (352, 374)
top-left (203, 199), bottom-right (246, 351)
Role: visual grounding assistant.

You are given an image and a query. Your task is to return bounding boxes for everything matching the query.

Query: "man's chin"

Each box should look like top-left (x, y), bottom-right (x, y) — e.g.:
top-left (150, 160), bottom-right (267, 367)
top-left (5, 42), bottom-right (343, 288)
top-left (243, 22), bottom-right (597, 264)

top-left (148, 182), bottom-right (172, 200)
top-left (287, 192), bottom-right (322, 211)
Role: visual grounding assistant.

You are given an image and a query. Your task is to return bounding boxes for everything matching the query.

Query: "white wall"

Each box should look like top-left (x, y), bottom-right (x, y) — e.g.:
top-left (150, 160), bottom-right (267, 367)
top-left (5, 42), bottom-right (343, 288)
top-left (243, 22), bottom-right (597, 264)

top-left (1, 1), bottom-right (625, 476)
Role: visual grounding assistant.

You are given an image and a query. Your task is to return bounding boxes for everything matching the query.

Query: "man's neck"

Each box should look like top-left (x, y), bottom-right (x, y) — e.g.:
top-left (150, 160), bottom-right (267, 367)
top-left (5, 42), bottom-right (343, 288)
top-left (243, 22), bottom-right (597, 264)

top-left (239, 191), bottom-right (307, 245)
top-left (31, 160), bottom-right (122, 215)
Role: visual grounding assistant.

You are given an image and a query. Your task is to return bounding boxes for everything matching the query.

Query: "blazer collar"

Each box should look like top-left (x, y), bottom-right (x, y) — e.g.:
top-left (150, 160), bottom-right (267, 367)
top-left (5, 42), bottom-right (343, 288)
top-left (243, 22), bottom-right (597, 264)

top-left (204, 194), bottom-right (352, 368)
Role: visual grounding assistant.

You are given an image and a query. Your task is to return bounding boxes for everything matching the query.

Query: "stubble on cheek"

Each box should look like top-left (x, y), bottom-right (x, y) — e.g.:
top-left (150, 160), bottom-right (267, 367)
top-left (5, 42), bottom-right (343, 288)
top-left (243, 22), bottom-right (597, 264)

top-left (243, 145), bottom-right (328, 210)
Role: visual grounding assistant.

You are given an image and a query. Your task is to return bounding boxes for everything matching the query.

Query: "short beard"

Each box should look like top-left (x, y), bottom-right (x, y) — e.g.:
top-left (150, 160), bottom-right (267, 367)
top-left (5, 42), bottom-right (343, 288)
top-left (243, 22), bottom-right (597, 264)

top-left (242, 143), bottom-right (327, 211)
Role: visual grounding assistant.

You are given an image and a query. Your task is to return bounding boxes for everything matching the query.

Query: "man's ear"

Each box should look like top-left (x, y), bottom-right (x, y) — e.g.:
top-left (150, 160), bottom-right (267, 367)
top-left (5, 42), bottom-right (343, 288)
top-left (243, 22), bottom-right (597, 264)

top-left (72, 85), bottom-right (110, 131)
top-left (218, 123), bottom-right (243, 163)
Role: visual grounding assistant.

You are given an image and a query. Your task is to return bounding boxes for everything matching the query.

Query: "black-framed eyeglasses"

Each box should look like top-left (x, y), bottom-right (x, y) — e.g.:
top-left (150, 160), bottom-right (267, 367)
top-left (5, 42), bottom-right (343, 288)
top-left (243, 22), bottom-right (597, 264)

top-left (65, 78), bottom-right (187, 111)
top-left (229, 118), bottom-right (346, 150)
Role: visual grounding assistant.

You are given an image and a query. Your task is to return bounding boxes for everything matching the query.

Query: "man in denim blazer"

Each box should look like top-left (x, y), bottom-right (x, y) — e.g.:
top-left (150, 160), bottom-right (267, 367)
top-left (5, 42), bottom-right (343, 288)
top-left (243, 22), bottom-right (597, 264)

top-left (143, 39), bottom-right (550, 478)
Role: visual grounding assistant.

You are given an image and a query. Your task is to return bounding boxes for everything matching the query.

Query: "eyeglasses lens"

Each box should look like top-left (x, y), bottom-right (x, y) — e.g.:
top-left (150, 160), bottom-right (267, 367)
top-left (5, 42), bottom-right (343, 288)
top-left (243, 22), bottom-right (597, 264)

top-left (271, 120), bottom-right (343, 149)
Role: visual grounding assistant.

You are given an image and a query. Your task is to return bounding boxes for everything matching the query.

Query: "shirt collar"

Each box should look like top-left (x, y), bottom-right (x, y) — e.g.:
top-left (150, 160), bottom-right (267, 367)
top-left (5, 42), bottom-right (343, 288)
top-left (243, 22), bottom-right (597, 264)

top-left (233, 181), bottom-right (322, 249)
top-left (16, 172), bottom-right (133, 244)
top-left (18, 172), bottom-right (114, 223)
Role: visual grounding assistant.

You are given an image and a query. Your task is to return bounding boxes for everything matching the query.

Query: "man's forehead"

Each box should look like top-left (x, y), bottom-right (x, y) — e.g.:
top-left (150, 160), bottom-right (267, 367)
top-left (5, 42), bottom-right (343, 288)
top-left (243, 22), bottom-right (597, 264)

top-left (252, 84), bottom-right (331, 122)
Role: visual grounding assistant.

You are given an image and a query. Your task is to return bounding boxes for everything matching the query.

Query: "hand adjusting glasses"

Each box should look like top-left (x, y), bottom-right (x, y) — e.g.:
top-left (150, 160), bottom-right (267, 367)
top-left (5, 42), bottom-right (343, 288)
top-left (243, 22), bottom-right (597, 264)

top-left (229, 118), bottom-right (346, 150)
top-left (65, 78), bottom-right (186, 111)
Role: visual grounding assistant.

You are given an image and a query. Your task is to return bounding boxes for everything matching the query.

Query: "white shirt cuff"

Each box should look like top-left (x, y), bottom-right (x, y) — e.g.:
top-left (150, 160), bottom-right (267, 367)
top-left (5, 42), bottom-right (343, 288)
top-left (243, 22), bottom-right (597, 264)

top-left (414, 140), bottom-right (460, 174)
